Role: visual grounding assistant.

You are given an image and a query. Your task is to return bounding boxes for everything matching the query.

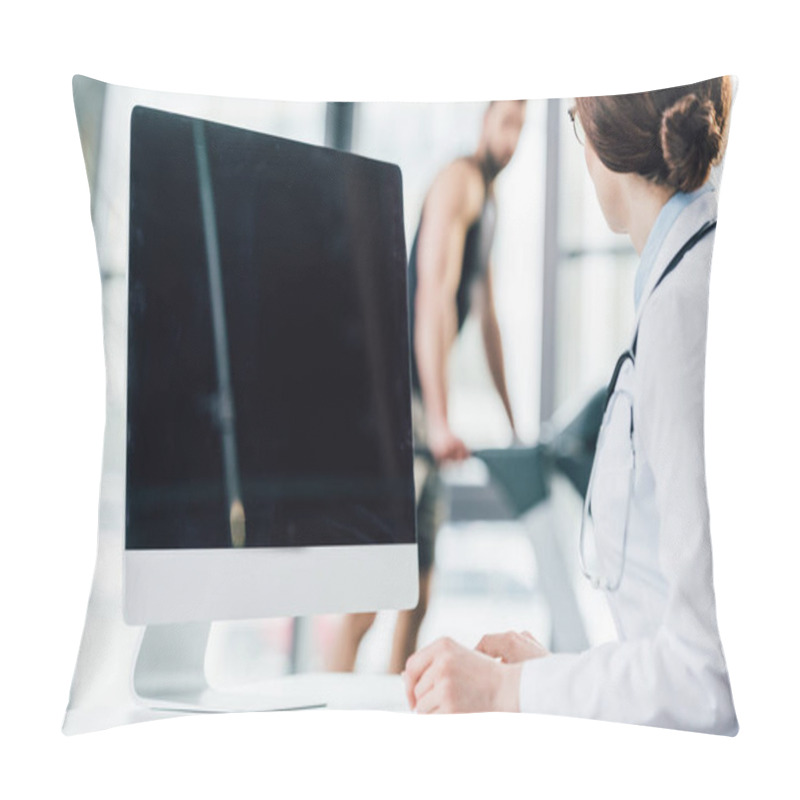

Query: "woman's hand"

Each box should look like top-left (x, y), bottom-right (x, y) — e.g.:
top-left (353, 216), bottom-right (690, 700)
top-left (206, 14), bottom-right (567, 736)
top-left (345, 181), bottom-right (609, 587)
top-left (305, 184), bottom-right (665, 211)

top-left (475, 630), bottom-right (549, 663)
top-left (403, 637), bottom-right (522, 713)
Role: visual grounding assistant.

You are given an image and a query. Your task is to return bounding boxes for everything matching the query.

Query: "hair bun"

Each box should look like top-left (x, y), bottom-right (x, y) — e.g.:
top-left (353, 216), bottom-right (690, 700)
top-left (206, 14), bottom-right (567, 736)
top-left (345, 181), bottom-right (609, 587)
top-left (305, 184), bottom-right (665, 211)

top-left (660, 93), bottom-right (723, 192)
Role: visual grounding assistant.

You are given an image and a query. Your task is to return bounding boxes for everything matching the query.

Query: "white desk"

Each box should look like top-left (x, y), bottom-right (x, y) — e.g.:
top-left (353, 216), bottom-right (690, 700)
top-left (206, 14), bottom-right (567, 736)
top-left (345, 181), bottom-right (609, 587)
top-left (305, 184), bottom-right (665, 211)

top-left (142, 672), bottom-right (410, 714)
top-left (64, 672), bottom-right (408, 735)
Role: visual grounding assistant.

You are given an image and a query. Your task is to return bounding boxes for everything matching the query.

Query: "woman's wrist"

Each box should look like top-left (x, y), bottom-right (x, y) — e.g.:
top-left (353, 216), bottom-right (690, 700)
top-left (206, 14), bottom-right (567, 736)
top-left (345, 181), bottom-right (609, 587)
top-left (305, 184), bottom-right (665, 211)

top-left (494, 662), bottom-right (523, 712)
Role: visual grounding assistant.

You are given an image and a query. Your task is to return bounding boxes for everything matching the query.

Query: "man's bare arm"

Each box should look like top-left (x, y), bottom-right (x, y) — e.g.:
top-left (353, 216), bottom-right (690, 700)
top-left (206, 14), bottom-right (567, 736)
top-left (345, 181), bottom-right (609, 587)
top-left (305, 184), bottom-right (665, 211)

top-left (414, 160), bottom-right (482, 461)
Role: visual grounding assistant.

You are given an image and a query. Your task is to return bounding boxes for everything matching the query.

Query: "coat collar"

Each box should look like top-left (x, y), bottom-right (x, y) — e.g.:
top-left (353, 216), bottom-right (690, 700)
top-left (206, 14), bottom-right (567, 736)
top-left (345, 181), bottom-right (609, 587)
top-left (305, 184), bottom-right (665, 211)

top-left (630, 186), bottom-right (718, 345)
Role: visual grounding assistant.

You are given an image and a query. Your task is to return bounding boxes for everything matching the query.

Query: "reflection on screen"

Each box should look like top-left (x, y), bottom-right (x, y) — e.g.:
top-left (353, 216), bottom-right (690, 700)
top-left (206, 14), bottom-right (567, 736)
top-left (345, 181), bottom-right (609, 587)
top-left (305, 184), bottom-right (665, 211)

top-left (126, 106), bottom-right (415, 550)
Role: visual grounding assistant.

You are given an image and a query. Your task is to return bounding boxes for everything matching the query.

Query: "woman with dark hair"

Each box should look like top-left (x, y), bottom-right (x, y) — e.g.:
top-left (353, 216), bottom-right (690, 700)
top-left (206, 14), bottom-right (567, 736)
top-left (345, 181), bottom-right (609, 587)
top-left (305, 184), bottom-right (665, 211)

top-left (403, 77), bottom-right (738, 734)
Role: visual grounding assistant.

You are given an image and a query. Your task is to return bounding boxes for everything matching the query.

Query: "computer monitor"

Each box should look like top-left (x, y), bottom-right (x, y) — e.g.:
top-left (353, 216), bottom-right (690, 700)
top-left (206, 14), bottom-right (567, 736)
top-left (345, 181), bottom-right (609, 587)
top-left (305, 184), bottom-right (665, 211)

top-left (124, 106), bottom-right (419, 629)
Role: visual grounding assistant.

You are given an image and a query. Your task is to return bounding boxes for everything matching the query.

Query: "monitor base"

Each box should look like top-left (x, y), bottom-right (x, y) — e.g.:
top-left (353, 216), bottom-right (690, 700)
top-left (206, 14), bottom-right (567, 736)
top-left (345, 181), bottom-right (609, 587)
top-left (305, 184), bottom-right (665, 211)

top-left (131, 621), bottom-right (326, 713)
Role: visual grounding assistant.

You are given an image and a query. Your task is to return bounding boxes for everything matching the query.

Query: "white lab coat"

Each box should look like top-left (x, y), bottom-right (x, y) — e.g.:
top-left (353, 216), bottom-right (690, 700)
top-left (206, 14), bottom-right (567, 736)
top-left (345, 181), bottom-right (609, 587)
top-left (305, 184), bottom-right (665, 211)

top-left (519, 188), bottom-right (738, 735)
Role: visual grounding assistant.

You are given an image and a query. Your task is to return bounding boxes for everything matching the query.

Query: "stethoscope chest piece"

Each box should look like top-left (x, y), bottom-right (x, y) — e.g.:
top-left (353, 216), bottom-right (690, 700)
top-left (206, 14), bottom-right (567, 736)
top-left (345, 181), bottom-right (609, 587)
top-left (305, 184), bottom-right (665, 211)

top-left (579, 353), bottom-right (636, 594)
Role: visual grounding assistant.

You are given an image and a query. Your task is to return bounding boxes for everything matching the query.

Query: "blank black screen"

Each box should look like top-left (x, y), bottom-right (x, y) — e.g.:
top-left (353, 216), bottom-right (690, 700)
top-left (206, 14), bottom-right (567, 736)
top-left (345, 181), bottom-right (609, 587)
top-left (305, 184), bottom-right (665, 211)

top-left (126, 106), bottom-right (415, 550)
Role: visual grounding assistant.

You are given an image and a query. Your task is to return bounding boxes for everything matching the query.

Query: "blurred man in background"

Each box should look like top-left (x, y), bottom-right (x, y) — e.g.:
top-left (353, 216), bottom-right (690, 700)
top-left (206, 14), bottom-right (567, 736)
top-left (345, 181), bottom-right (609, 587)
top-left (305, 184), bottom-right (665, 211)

top-left (328, 100), bottom-right (526, 673)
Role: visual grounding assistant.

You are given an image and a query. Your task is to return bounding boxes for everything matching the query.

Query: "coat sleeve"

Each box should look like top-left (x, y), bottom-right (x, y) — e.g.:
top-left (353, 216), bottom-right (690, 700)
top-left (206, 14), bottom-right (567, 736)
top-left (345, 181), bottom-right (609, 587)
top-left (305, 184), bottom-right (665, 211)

top-left (518, 245), bottom-right (737, 734)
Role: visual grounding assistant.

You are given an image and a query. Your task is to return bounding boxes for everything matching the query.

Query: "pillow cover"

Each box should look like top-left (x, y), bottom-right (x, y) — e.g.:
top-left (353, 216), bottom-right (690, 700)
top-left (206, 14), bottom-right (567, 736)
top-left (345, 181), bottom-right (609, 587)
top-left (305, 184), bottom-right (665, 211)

top-left (65, 74), bottom-right (737, 735)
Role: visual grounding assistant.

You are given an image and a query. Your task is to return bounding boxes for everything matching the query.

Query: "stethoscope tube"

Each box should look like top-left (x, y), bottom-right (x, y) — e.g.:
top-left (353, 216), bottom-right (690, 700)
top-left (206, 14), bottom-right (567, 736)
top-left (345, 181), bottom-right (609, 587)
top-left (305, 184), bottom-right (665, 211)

top-left (579, 383), bottom-right (635, 592)
top-left (579, 219), bottom-right (717, 594)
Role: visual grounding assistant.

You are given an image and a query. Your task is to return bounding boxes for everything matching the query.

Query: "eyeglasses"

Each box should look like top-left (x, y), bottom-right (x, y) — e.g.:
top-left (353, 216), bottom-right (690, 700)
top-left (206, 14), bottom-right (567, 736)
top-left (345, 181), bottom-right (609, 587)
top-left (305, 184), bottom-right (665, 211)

top-left (568, 105), bottom-right (585, 146)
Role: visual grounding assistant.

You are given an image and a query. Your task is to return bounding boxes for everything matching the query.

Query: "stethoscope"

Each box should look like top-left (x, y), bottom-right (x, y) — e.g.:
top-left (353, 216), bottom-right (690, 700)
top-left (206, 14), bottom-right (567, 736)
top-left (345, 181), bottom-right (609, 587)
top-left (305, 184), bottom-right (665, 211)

top-left (578, 219), bottom-right (717, 592)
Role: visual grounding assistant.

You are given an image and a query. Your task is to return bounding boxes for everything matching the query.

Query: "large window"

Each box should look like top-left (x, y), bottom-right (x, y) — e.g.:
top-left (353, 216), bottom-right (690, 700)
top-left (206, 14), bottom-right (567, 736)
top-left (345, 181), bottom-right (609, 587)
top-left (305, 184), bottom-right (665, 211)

top-left (554, 98), bottom-right (638, 413)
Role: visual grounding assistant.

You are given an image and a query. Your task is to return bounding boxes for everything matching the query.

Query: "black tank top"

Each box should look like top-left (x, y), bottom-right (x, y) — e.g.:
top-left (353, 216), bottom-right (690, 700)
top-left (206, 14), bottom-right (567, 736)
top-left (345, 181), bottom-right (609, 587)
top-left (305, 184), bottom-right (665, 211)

top-left (407, 164), bottom-right (497, 393)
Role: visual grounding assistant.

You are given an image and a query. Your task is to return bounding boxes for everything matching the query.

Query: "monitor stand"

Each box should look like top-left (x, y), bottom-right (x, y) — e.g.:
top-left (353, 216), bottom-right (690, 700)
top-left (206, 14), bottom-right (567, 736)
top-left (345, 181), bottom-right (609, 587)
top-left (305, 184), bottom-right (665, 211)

top-left (131, 622), bottom-right (327, 713)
